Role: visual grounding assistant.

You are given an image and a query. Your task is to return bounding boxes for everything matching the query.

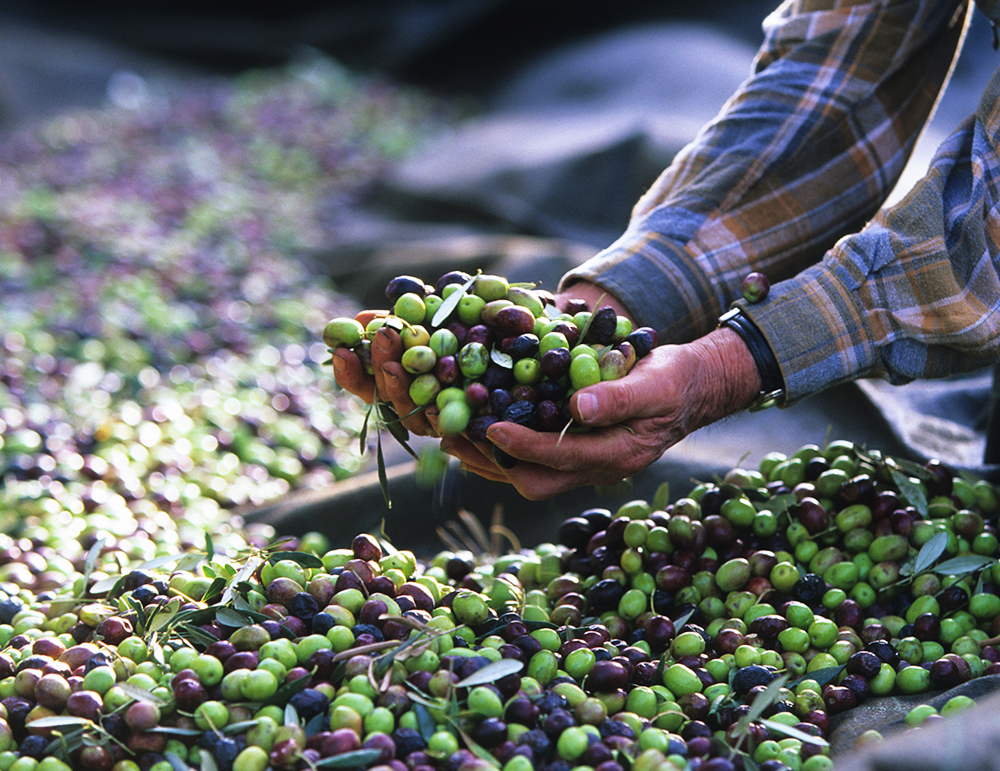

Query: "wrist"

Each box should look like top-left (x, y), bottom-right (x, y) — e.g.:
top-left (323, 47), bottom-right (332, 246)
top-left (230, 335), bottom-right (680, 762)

top-left (718, 308), bottom-right (785, 410)
top-left (687, 327), bottom-right (763, 426)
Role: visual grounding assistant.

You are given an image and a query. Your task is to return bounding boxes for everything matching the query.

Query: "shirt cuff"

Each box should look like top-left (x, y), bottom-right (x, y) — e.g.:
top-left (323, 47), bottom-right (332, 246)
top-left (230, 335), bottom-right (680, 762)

top-left (736, 260), bottom-right (881, 405)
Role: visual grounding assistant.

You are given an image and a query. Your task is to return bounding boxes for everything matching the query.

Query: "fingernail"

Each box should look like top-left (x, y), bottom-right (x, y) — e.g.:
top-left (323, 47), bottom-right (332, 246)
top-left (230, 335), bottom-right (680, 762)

top-left (373, 329), bottom-right (393, 353)
top-left (381, 365), bottom-right (397, 382)
top-left (578, 392), bottom-right (598, 422)
top-left (489, 427), bottom-right (509, 449)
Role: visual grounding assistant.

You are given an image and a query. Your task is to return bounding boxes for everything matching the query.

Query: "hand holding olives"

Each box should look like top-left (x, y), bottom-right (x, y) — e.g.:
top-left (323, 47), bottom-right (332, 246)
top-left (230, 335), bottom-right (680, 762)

top-left (326, 271), bottom-right (655, 444)
top-left (444, 326), bottom-right (763, 499)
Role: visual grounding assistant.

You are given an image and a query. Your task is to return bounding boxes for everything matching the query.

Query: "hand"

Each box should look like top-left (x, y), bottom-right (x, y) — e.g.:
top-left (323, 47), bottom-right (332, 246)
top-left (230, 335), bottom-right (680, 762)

top-left (440, 327), bottom-right (762, 500)
top-left (331, 281), bottom-right (628, 439)
top-left (330, 311), bottom-right (438, 437)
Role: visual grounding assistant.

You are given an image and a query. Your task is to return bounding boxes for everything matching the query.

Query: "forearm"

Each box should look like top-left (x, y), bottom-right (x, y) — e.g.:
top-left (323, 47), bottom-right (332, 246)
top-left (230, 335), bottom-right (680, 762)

top-left (742, 66), bottom-right (1000, 403)
top-left (561, 0), bottom-right (968, 340)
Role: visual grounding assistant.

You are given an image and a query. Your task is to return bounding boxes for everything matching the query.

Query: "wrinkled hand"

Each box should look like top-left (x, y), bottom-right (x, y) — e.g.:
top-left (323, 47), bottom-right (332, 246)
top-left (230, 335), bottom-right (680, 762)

top-left (330, 311), bottom-right (439, 437)
top-left (439, 328), bottom-right (762, 500)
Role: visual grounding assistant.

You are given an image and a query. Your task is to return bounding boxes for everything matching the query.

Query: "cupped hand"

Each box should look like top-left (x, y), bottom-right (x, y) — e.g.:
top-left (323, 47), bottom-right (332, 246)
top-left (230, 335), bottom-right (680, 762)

top-left (440, 328), bottom-right (762, 500)
top-left (330, 311), bottom-right (438, 437)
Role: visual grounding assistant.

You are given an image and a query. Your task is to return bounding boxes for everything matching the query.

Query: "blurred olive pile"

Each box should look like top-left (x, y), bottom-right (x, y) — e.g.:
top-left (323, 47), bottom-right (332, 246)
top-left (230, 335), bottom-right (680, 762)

top-left (0, 53), bottom-right (454, 529)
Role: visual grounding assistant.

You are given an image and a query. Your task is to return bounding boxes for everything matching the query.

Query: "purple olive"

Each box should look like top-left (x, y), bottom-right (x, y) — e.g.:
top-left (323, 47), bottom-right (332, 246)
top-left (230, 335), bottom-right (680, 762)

top-left (741, 271), bottom-right (770, 303)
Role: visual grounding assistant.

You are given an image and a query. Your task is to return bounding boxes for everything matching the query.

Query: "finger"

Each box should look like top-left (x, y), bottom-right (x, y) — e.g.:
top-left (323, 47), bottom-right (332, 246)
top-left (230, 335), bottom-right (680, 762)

top-left (503, 464), bottom-right (618, 500)
top-left (569, 347), bottom-right (687, 428)
top-left (441, 435), bottom-right (498, 474)
top-left (330, 348), bottom-right (374, 402)
top-left (487, 421), bottom-right (667, 479)
top-left (356, 310), bottom-right (384, 327)
top-left (369, 329), bottom-right (432, 434)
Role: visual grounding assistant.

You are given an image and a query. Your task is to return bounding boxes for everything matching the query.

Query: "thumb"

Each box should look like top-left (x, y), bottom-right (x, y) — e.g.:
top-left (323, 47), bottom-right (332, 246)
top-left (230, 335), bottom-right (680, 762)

top-left (569, 378), bottom-right (652, 427)
top-left (569, 347), bottom-right (686, 426)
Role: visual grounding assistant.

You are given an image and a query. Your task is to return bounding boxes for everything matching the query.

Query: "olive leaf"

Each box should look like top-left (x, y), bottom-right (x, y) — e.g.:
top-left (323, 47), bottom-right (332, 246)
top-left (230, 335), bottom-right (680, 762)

top-left (166, 752), bottom-right (197, 771)
top-left (220, 553), bottom-right (266, 605)
top-left (789, 665), bottom-right (844, 690)
top-left (267, 551), bottom-right (324, 569)
top-left (453, 724), bottom-right (503, 769)
top-left (359, 402), bottom-right (373, 454)
top-left (199, 750), bottom-right (220, 771)
top-left (891, 468), bottom-right (929, 517)
top-left (120, 682), bottom-right (166, 705)
top-left (908, 530), bottom-right (949, 576)
top-left (215, 607), bottom-right (254, 628)
top-left (26, 716), bottom-right (94, 729)
top-left (377, 432), bottom-right (390, 508)
top-left (760, 718), bottom-right (829, 747)
top-left (415, 702), bottom-right (437, 743)
top-left (266, 673), bottom-right (311, 708)
top-left (151, 726), bottom-right (203, 736)
top-left (221, 720), bottom-right (260, 735)
top-left (432, 273), bottom-right (477, 328)
top-left (454, 659), bottom-right (524, 688)
top-left (934, 554), bottom-right (996, 575)
top-left (312, 750), bottom-right (385, 768)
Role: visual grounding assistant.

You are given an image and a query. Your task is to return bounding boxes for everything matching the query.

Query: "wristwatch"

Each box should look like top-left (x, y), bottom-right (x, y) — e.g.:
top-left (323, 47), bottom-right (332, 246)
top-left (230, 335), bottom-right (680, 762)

top-left (718, 307), bottom-right (785, 411)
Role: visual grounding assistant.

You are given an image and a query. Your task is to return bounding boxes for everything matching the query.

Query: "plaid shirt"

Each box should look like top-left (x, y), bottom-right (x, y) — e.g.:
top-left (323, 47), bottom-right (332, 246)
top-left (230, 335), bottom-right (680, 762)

top-left (560, 0), bottom-right (1000, 405)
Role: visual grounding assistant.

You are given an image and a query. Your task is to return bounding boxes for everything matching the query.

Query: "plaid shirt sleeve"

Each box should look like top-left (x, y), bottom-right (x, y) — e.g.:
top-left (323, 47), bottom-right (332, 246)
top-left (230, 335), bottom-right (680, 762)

top-left (559, 0), bottom-right (976, 402)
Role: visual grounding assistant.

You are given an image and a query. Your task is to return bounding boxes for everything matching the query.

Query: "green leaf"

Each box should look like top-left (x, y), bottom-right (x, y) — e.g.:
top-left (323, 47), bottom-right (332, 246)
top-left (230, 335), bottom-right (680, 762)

top-left (267, 673), bottom-right (311, 708)
top-left (266, 551), bottom-right (324, 569)
top-left (454, 659), bottom-right (524, 688)
top-left (120, 682), bottom-right (166, 705)
top-left (934, 555), bottom-right (997, 575)
top-left (220, 554), bottom-right (266, 605)
top-left (760, 718), bottom-right (829, 747)
top-left (222, 721), bottom-right (261, 735)
top-left (166, 752), bottom-right (196, 771)
top-left (150, 727), bottom-right (203, 737)
top-left (199, 750), bottom-right (220, 771)
top-left (432, 273), bottom-right (477, 328)
top-left (673, 606), bottom-right (695, 631)
top-left (89, 574), bottom-right (123, 596)
top-left (312, 750), bottom-right (384, 768)
top-left (377, 432), bottom-right (391, 508)
top-left (215, 607), bottom-right (253, 628)
top-left (743, 674), bottom-right (789, 725)
top-left (415, 703), bottom-right (437, 743)
top-left (912, 531), bottom-right (948, 575)
top-left (24, 716), bottom-right (93, 729)
top-left (789, 665), bottom-right (844, 690)
top-left (359, 402), bottom-right (373, 454)
top-left (892, 469), bottom-right (928, 517)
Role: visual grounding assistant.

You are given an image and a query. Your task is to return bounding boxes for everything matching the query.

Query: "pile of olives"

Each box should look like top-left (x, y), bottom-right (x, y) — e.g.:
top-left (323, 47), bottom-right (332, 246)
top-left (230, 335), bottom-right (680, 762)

top-left (0, 440), bottom-right (997, 771)
top-left (323, 272), bottom-right (658, 461)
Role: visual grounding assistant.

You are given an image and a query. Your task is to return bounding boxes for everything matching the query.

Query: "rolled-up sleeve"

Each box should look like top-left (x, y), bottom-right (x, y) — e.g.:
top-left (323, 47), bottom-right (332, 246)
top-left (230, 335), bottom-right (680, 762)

top-left (560, 0), bottom-right (969, 348)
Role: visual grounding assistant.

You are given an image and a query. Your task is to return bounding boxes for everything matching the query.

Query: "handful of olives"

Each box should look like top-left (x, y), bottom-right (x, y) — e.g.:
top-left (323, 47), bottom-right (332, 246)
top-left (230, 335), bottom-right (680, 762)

top-left (323, 272), bottom-right (658, 443)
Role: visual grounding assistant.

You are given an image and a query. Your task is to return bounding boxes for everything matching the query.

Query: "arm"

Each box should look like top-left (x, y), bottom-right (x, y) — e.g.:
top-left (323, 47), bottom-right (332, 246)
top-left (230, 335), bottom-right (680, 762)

top-left (562, 0), bottom-right (969, 343)
top-left (743, 60), bottom-right (1000, 401)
